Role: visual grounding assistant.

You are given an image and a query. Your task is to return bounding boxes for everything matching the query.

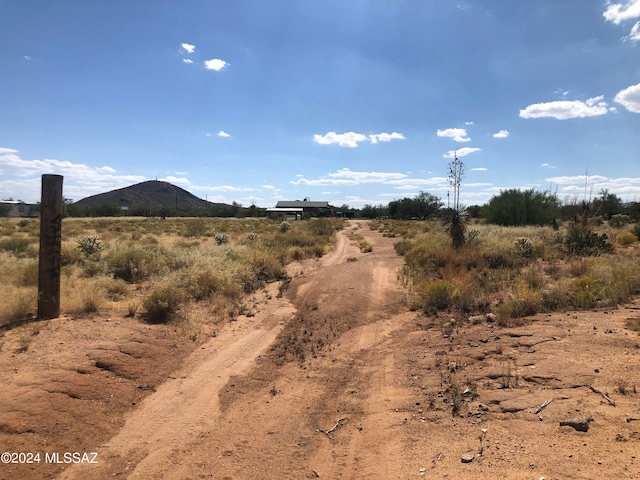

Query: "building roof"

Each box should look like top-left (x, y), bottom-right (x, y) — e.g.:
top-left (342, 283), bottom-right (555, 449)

top-left (275, 200), bottom-right (330, 208)
top-left (266, 207), bottom-right (304, 212)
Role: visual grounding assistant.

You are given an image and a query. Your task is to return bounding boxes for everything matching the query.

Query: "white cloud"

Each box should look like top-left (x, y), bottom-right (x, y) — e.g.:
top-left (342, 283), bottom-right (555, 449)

top-left (541, 163), bottom-right (557, 169)
top-left (614, 82), bottom-right (640, 113)
top-left (0, 147), bottom-right (146, 202)
top-left (604, 1), bottom-right (640, 41)
top-left (492, 129), bottom-right (510, 138)
top-left (471, 167), bottom-right (487, 171)
top-left (436, 128), bottom-right (471, 142)
top-left (293, 168), bottom-right (407, 185)
top-left (545, 173), bottom-right (640, 200)
top-left (181, 43), bottom-right (196, 53)
top-left (183, 59), bottom-right (193, 64)
top-left (313, 132), bottom-right (366, 148)
top-left (204, 59), bottom-right (228, 71)
top-left (217, 130), bottom-right (231, 137)
top-left (519, 96), bottom-right (609, 119)
top-left (313, 131), bottom-right (404, 148)
top-left (368, 132), bottom-right (405, 143)
top-left (443, 147), bottom-right (481, 158)
top-left (603, 0), bottom-right (640, 24)
top-left (464, 121), bottom-right (474, 125)
top-left (629, 20), bottom-right (640, 40)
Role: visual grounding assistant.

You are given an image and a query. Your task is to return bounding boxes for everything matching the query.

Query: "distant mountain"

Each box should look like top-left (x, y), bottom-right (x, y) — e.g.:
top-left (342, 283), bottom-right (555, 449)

top-left (70, 180), bottom-right (244, 217)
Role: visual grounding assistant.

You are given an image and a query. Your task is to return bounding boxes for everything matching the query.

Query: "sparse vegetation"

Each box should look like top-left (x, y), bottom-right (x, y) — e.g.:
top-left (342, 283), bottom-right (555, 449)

top-left (0, 217), bottom-right (344, 329)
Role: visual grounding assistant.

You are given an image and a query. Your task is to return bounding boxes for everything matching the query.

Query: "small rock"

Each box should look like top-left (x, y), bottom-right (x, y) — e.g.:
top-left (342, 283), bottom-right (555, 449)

top-left (461, 453), bottom-right (475, 463)
top-left (478, 403), bottom-right (489, 412)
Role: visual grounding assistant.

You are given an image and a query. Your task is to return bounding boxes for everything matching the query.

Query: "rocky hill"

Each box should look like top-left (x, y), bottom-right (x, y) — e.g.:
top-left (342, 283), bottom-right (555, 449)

top-left (70, 180), bottom-right (243, 217)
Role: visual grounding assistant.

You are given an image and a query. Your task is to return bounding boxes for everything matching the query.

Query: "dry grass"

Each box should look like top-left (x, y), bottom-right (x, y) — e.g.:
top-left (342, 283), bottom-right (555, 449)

top-left (0, 217), bottom-right (344, 330)
top-left (389, 219), bottom-right (640, 324)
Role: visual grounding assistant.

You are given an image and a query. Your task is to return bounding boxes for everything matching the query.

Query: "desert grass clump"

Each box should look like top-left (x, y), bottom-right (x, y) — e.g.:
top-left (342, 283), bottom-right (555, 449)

top-left (570, 275), bottom-right (600, 310)
top-left (0, 286), bottom-right (36, 328)
top-left (0, 237), bottom-right (37, 258)
top-left (417, 280), bottom-right (454, 312)
top-left (617, 232), bottom-right (638, 246)
top-left (142, 285), bottom-right (186, 323)
top-left (182, 218), bottom-right (209, 238)
top-left (107, 247), bottom-right (162, 283)
top-left (21, 262), bottom-right (39, 286)
top-left (393, 238), bottom-right (415, 256)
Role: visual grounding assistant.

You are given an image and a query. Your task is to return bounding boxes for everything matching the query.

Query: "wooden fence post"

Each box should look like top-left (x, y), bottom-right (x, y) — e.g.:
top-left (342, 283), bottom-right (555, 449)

top-left (38, 174), bottom-right (64, 319)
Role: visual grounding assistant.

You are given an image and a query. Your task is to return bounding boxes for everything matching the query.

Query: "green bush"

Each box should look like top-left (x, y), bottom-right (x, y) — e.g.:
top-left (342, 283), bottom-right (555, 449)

top-left (107, 247), bottom-right (159, 283)
top-left (418, 280), bottom-right (454, 312)
top-left (609, 214), bottom-right (631, 228)
top-left (142, 286), bottom-right (185, 323)
top-left (570, 275), bottom-right (600, 309)
top-left (514, 237), bottom-right (535, 257)
top-left (279, 221), bottom-right (291, 233)
top-left (0, 238), bottom-right (37, 258)
top-left (215, 233), bottom-right (230, 245)
top-left (393, 239), bottom-right (415, 256)
top-left (564, 225), bottom-right (612, 256)
top-left (76, 235), bottom-right (107, 257)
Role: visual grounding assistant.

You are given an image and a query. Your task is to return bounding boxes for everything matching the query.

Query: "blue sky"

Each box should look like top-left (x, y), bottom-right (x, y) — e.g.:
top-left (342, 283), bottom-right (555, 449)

top-left (1, 0), bottom-right (639, 208)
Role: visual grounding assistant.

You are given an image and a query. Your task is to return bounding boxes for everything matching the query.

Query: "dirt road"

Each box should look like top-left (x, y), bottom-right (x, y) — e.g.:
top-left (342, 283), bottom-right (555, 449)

top-left (2, 220), bottom-right (640, 479)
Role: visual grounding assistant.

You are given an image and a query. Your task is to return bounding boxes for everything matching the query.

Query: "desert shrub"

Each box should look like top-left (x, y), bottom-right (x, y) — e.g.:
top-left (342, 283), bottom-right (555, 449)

top-left (514, 237), bottom-right (535, 257)
top-left (76, 235), bottom-right (107, 257)
top-left (509, 287), bottom-right (541, 318)
top-left (82, 259), bottom-right (104, 277)
top-left (394, 239), bottom-right (415, 256)
top-left (248, 249), bottom-right (285, 284)
top-left (617, 232), bottom-right (638, 246)
top-left (570, 275), bottom-right (600, 309)
top-left (214, 233), bottom-right (230, 245)
top-left (465, 228), bottom-right (480, 244)
top-left (279, 221), bottom-right (291, 233)
top-left (0, 238), bottom-right (37, 258)
top-left (417, 280), bottom-right (454, 312)
top-left (0, 287), bottom-right (35, 327)
top-left (21, 262), bottom-right (39, 286)
top-left (107, 247), bottom-right (160, 283)
top-left (61, 245), bottom-right (83, 265)
top-left (564, 224), bottom-right (612, 256)
top-left (287, 246), bottom-right (305, 262)
top-left (541, 287), bottom-right (571, 311)
top-left (142, 286), bottom-right (185, 323)
top-left (246, 232), bottom-right (259, 242)
top-left (609, 214), bottom-right (631, 228)
top-left (632, 223), bottom-right (640, 239)
top-left (187, 270), bottom-right (223, 301)
top-left (183, 219), bottom-right (208, 238)
top-left (73, 287), bottom-right (105, 314)
top-left (308, 218), bottom-right (336, 236)
top-left (359, 239), bottom-right (373, 253)
top-left (102, 277), bottom-right (128, 300)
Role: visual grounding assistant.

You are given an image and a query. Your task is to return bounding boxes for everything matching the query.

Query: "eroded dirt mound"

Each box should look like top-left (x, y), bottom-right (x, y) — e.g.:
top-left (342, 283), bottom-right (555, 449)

top-left (0, 316), bottom-right (196, 480)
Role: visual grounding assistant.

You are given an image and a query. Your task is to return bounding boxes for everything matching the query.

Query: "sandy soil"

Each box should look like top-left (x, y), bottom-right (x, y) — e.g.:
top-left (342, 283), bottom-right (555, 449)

top-left (1, 220), bottom-right (640, 479)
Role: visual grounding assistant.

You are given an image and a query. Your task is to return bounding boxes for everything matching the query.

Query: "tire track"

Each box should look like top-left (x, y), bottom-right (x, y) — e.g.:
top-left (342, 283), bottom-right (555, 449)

top-left (58, 300), bottom-right (294, 480)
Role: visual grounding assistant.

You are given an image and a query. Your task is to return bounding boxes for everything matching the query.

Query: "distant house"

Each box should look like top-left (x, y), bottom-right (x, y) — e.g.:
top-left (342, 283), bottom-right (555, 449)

top-left (0, 200), bottom-right (39, 217)
top-left (267, 199), bottom-right (334, 220)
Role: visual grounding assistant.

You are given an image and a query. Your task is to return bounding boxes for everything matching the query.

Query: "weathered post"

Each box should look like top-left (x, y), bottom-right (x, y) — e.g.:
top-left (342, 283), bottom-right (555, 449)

top-left (38, 174), bottom-right (64, 319)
